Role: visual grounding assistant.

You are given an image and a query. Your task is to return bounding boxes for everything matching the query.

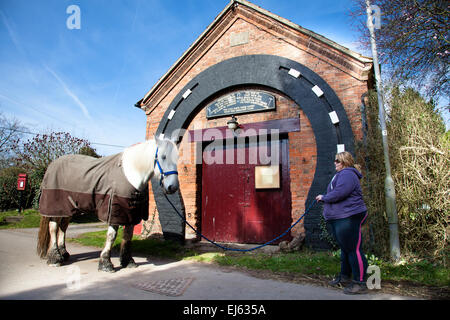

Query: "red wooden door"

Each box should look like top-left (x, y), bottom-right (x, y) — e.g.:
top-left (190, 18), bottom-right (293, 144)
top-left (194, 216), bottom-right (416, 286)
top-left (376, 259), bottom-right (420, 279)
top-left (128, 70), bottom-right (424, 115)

top-left (202, 138), bottom-right (291, 244)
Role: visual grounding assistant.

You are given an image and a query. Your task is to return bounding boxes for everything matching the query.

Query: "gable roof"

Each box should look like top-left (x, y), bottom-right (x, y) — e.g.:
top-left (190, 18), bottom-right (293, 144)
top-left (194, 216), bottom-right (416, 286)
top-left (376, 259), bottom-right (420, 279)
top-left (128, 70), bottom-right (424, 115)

top-left (137, 0), bottom-right (372, 110)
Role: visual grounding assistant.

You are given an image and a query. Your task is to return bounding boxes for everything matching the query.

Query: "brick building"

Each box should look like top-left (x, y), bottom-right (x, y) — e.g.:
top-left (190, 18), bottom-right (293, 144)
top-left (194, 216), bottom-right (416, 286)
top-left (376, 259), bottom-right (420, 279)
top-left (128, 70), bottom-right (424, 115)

top-left (135, 0), bottom-right (373, 249)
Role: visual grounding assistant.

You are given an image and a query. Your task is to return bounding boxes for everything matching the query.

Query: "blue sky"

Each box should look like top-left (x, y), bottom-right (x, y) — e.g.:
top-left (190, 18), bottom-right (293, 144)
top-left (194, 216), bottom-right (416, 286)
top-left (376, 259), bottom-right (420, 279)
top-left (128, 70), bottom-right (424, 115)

top-left (1, 0), bottom-right (447, 156)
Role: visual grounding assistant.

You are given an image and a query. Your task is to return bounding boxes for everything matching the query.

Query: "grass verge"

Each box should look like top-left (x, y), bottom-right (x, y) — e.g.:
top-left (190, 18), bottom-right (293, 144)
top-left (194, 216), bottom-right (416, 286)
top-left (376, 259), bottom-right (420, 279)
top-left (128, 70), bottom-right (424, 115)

top-left (0, 209), bottom-right (41, 229)
top-left (0, 209), bottom-right (100, 230)
top-left (69, 229), bottom-right (195, 259)
top-left (70, 229), bottom-right (450, 293)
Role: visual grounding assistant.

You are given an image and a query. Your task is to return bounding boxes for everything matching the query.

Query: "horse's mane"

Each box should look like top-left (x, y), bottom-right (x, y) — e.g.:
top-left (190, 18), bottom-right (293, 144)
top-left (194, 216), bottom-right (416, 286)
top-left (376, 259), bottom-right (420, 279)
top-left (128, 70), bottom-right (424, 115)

top-left (121, 137), bottom-right (178, 191)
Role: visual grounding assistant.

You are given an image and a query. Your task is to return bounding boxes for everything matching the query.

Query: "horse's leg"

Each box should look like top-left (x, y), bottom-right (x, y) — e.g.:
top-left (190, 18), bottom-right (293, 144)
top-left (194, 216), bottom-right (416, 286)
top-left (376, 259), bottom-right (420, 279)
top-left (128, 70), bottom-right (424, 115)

top-left (98, 225), bottom-right (118, 272)
top-left (47, 218), bottom-right (64, 266)
top-left (58, 217), bottom-right (71, 261)
top-left (120, 225), bottom-right (137, 268)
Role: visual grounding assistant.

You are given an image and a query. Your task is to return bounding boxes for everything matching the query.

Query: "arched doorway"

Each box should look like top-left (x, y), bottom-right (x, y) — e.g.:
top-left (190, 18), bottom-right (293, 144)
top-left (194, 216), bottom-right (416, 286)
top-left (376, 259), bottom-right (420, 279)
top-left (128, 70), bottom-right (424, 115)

top-left (152, 54), bottom-right (354, 249)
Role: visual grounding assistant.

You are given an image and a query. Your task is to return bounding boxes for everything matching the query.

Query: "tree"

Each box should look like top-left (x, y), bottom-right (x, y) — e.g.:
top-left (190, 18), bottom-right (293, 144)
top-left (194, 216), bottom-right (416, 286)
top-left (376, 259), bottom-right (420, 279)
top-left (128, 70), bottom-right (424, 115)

top-left (79, 145), bottom-right (101, 158)
top-left (13, 132), bottom-right (93, 172)
top-left (350, 0), bottom-right (449, 99)
top-left (0, 112), bottom-right (26, 169)
top-left (12, 132), bottom-right (95, 208)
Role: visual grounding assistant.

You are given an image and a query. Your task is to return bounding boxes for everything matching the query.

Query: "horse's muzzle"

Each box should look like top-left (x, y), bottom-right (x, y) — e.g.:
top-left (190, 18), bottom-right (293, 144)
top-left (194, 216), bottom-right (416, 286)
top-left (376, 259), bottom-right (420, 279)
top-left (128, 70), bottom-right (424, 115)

top-left (164, 184), bottom-right (178, 195)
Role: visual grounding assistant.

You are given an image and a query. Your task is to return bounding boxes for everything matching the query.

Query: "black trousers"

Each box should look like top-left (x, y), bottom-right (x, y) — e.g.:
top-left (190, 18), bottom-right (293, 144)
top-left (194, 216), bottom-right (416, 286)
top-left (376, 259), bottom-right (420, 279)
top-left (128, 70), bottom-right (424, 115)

top-left (328, 212), bottom-right (369, 283)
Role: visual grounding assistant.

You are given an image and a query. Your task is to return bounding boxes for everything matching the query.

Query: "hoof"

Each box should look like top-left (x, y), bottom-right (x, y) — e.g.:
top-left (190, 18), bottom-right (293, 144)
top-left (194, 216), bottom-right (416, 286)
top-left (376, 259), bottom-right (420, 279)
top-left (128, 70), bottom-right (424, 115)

top-left (60, 248), bottom-right (70, 261)
top-left (47, 248), bottom-right (64, 266)
top-left (121, 258), bottom-right (138, 269)
top-left (62, 252), bottom-right (70, 261)
top-left (98, 258), bottom-right (115, 273)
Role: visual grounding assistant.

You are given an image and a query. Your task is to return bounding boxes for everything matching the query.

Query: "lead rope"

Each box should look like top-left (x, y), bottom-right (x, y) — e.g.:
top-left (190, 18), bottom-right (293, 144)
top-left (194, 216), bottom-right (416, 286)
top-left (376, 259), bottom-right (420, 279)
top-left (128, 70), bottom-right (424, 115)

top-left (162, 192), bottom-right (319, 252)
top-left (142, 205), bottom-right (157, 237)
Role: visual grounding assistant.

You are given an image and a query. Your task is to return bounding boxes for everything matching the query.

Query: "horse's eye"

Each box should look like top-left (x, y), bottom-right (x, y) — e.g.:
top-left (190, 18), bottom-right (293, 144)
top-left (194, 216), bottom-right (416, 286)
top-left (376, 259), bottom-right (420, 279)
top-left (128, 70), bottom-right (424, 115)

top-left (162, 155), bottom-right (166, 160)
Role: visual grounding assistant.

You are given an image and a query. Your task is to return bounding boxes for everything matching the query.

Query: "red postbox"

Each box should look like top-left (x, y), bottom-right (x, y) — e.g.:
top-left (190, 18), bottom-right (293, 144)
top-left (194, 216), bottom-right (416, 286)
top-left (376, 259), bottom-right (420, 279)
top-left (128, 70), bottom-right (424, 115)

top-left (17, 173), bottom-right (27, 191)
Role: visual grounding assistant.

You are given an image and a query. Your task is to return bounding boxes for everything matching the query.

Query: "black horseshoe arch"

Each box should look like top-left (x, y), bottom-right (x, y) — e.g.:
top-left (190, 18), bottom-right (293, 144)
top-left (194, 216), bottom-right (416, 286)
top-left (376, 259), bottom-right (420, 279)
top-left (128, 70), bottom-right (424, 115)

top-left (152, 54), bottom-right (355, 249)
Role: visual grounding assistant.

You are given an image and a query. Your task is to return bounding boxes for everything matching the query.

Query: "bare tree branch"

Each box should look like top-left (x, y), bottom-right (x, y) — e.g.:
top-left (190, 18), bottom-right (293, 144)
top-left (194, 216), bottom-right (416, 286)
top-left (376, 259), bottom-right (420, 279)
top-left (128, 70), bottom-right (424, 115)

top-left (349, 0), bottom-right (449, 99)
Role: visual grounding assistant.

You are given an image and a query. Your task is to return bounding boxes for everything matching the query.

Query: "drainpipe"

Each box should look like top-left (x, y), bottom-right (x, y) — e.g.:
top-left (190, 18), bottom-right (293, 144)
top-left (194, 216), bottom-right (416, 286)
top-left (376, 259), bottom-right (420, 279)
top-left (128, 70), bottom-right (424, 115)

top-left (366, 0), bottom-right (401, 262)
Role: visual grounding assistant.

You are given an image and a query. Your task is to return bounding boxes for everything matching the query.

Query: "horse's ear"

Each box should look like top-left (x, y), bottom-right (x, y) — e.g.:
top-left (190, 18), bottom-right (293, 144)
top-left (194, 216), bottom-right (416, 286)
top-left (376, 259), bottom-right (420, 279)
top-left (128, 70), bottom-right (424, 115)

top-left (170, 136), bottom-right (180, 147)
top-left (155, 136), bottom-right (162, 147)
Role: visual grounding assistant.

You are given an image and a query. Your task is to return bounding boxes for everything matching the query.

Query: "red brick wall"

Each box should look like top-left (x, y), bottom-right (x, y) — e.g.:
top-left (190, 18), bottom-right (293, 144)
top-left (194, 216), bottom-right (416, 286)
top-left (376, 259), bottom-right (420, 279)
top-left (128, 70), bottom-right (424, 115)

top-left (141, 5), bottom-right (371, 240)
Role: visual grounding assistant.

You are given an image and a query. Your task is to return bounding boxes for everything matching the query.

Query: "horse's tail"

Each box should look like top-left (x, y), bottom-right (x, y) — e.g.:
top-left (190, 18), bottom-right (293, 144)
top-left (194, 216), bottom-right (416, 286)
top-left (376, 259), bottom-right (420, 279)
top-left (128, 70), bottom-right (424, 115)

top-left (37, 216), bottom-right (51, 259)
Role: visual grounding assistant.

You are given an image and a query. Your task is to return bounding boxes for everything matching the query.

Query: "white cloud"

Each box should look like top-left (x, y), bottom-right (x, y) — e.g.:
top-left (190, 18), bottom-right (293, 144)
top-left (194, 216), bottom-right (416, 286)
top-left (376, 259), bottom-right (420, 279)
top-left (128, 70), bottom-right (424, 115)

top-left (44, 65), bottom-right (92, 120)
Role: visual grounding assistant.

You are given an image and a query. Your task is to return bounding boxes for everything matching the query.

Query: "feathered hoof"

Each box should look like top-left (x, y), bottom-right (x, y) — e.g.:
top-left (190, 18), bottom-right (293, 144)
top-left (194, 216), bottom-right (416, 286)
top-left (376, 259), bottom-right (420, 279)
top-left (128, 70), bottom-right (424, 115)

top-left (47, 248), bottom-right (64, 267)
top-left (98, 258), bottom-right (115, 273)
top-left (121, 257), bottom-right (138, 269)
top-left (59, 247), bottom-right (70, 261)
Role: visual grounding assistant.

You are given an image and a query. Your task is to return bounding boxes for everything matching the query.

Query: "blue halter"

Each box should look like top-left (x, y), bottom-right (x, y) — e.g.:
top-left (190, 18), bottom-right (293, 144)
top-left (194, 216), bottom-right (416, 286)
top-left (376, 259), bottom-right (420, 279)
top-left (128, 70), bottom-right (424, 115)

top-left (154, 147), bottom-right (178, 185)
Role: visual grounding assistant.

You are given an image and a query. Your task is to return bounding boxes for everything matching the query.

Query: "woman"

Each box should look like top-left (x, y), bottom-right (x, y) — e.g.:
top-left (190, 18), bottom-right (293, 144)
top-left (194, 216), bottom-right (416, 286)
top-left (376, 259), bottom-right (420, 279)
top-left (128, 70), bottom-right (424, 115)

top-left (316, 151), bottom-right (369, 294)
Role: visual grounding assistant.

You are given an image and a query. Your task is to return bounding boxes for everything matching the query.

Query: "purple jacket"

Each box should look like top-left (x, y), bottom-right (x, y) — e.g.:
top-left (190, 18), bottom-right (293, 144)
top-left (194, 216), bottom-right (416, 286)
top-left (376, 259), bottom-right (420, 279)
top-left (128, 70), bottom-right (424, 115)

top-left (322, 167), bottom-right (367, 221)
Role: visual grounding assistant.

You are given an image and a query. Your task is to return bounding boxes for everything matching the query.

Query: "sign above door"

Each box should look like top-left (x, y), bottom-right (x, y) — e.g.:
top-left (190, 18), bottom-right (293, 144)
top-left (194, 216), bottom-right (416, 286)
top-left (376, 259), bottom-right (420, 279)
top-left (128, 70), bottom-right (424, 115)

top-left (206, 90), bottom-right (275, 119)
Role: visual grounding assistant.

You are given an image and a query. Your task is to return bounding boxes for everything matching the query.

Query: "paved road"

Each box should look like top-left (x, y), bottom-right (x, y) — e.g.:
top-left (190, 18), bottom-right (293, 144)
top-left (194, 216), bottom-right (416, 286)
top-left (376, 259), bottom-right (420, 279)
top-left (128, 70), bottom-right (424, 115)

top-left (0, 224), bottom-right (415, 301)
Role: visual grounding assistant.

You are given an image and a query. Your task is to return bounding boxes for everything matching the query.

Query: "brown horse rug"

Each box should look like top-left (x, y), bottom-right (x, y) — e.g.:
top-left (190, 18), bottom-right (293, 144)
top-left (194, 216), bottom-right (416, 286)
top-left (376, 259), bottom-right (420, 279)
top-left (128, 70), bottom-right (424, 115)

top-left (39, 153), bottom-right (148, 225)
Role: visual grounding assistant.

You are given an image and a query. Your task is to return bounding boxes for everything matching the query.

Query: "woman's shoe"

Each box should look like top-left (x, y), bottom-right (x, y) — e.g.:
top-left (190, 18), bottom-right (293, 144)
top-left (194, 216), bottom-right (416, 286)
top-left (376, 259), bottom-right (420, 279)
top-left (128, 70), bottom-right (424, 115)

top-left (328, 274), bottom-right (351, 287)
top-left (343, 281), bottom-right (368, 295)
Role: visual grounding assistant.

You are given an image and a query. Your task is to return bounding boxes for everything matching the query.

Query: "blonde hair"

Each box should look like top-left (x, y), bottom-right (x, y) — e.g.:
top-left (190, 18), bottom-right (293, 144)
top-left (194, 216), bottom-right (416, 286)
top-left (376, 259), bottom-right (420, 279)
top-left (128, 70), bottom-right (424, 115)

top-left (335, 151), bottom-right (361, 172)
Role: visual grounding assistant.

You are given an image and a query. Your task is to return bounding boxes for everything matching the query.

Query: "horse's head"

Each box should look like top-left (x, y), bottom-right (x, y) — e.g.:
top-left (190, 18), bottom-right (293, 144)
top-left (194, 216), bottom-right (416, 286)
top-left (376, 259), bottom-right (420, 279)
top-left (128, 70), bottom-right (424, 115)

top-left (154, 137), bottom-right (179, 194)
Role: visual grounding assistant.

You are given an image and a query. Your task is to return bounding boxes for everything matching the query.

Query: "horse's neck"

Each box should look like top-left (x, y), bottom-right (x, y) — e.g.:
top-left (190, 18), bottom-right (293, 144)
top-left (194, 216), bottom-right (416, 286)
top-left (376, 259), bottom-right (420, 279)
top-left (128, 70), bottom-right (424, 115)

top-left (122, 140), bottom-right (156, 191)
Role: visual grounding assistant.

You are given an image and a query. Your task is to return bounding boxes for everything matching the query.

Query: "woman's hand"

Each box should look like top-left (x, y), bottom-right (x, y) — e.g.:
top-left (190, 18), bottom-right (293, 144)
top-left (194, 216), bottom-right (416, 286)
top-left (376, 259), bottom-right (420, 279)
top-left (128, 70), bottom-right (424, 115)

top-left (315, 195), bottom-right (323, 202)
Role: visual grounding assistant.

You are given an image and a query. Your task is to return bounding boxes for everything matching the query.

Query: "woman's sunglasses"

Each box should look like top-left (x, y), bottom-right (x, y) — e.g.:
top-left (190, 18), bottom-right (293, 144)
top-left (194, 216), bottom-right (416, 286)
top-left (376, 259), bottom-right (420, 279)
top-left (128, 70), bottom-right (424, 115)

top-left (334, 159), bottom-right (341, 163)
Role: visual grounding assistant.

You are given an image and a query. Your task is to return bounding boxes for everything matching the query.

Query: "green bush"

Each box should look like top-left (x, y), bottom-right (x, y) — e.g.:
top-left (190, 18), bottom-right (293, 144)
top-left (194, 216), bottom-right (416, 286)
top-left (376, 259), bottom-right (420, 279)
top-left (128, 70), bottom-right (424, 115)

top-left (388, 88), bottom-right (449, 262)
top-left (28, 167), bottom-right (46, 209)
top-left (0, 167), bottom-right (34, 211)
top-left (359, 88), bottom-right (449, 263)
